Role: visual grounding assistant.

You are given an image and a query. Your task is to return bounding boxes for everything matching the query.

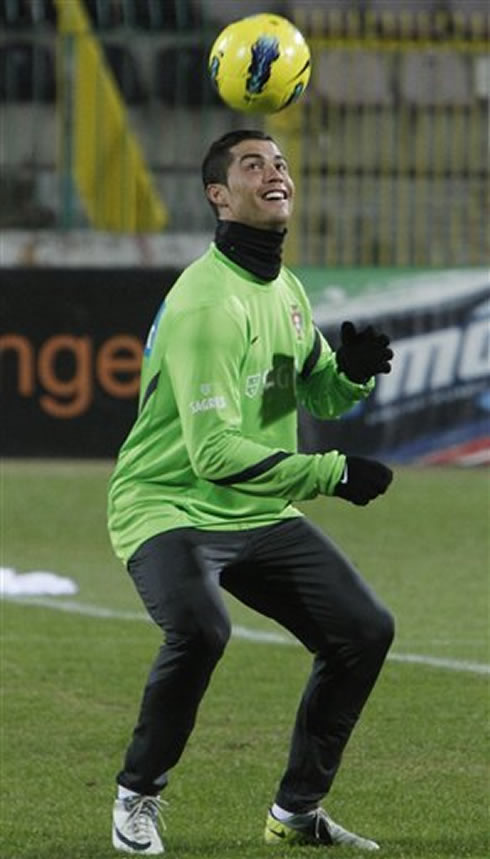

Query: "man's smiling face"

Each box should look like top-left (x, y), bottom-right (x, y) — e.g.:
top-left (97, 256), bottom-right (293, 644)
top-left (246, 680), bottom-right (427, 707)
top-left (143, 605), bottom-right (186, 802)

top-left (206, 138), bottom-right (295, 231)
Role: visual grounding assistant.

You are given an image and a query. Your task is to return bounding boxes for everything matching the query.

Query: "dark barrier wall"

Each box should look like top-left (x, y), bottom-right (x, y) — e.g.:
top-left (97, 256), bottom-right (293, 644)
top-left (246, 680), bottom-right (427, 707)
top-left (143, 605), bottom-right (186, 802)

top-left (2, 267), bottom-right (489, 463)
top-left (1, 268), bottom-right (173, 457)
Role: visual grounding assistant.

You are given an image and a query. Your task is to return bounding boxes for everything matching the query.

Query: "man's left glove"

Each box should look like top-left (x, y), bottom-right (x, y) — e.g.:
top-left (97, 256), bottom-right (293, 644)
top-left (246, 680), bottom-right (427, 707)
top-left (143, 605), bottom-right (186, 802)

top-left (336, 320), bottom-right (393, 383)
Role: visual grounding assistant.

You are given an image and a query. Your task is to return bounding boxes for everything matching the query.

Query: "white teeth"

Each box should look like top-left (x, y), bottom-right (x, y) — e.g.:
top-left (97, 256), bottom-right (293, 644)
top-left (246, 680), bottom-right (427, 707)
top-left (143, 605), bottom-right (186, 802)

top-left (263, 191), bottom-right (286, 200)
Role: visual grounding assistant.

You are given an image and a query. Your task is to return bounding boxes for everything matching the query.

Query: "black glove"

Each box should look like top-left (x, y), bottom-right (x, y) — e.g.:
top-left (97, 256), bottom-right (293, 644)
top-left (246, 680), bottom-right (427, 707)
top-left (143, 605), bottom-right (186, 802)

top-left (336, 320), bottom-right (393, 383)
top-left (334, 456), bottom-right (393, 506)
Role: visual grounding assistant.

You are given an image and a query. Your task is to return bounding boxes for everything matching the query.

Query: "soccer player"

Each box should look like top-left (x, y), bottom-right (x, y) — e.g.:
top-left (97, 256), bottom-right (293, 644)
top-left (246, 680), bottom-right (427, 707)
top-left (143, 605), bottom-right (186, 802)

top-left (108, 129), bottom-right (395, 855)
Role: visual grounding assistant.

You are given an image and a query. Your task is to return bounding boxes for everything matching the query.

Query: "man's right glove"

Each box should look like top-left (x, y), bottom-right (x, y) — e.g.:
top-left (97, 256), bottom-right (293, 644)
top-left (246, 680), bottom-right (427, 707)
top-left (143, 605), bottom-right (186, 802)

top-left (336, 320), bottom-right (393, 383)
top-left (334, 456), bottom-right (393, 506)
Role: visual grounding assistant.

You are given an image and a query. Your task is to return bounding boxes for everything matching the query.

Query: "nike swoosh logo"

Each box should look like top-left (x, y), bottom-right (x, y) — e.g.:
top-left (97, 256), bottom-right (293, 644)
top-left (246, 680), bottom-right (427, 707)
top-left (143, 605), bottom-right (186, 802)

top-left (251, 335), bottom-right (259, 345)
top-left (114, 825), bottom-right (151, 852)
top-left (340, 463), bottom-right (349, 484)
top-left (270, 827), bottom-right (287, 839)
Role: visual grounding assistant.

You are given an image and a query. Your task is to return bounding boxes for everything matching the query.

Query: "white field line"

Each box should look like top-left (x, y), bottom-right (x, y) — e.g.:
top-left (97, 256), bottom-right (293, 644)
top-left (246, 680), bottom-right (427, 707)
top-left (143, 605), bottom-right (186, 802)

top-left (4, 595), bottom-right (490, 677)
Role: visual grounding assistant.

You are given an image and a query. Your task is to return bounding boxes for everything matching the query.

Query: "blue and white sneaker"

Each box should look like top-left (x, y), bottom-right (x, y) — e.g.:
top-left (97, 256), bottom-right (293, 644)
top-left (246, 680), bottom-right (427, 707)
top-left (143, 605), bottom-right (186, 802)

top-left (265, 806), bottom-right (380, 850)
top-left (112, 794), bottom-right (166, 854)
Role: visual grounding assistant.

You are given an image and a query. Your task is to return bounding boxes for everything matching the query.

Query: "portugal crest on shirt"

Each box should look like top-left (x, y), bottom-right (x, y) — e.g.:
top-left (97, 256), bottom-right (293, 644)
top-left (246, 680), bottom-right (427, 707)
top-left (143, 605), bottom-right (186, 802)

top-left (290, 305), bottom-right (303, 339)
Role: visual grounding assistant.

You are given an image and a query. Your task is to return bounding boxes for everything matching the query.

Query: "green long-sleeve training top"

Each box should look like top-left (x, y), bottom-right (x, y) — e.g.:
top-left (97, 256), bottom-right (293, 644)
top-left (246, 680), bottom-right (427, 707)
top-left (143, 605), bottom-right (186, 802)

top-left (107, 244), bottom-right (373, 563)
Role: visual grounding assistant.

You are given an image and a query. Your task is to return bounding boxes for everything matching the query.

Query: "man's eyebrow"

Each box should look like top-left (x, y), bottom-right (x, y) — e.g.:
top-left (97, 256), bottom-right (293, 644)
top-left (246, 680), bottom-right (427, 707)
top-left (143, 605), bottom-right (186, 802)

top-left (239, 153), bottom-right (288, 164)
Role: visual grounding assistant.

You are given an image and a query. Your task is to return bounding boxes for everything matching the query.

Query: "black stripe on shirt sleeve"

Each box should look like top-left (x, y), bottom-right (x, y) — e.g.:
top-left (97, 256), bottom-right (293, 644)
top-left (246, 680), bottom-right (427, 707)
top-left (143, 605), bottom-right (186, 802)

top-left (211, 451), bottom-right (292, 486)
top-left (300, 327), bottom-right (322, 381)
top-left (140, 372), bottom-right (160, 412)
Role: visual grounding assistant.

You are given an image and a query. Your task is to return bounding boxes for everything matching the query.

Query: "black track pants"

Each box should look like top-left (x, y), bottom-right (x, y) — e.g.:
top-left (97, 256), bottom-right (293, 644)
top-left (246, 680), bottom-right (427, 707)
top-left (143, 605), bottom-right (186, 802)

top-left (118, 517), bottom-right (394, 811)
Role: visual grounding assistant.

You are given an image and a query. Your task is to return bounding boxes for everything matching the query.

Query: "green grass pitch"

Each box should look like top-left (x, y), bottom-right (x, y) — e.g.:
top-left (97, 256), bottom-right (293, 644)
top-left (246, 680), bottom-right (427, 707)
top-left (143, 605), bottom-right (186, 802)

top-left (1, 460), bottom-right (488, 858)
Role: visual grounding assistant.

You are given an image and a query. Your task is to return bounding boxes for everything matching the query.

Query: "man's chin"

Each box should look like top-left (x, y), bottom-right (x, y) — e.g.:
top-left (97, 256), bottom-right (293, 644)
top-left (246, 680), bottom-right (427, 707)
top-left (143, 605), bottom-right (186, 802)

top-left (260, 214), bottom-right (291, 232)
top-left (239, 211), bottom-right (291, 232)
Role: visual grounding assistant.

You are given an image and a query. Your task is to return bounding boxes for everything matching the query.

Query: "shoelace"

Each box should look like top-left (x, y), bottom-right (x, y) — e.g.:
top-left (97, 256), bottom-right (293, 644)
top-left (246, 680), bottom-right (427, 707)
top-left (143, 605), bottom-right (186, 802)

top-left (280, 807), bottom-right (376, 850)
top-left (125, 795), bottom-right (168, 839)
top-left (313, 808), bottom-right (335, 843)
top-left (315, 808), bottom-right (361, 846)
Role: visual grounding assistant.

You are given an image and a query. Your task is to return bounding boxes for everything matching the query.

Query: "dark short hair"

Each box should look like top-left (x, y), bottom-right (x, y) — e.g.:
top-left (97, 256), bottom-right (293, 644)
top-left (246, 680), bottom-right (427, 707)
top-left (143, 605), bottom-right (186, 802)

top-left (201, 129), bottom-right (275, 216)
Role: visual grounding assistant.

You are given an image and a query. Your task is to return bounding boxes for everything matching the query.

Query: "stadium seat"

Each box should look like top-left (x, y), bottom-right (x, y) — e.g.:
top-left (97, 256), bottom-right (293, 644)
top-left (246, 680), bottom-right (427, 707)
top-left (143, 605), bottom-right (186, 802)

top-left (314, 50), bottom-right (393, 106)
top-left (447, 0), bottom-right (490, 13)
top-left (84, 0), bottom-right (197, 31)
top-left (286, 0), bottom-right (349, 13)
top-left (153, 45), bottom-right (223, 107)
top-left (0, 0), bottom-right (55, 28)
top-left (129, 0), bottom-right (197, 30)
top-left (195, 0), bottom-right (286, 27)
top-left (0, 40), bottom-right (55, 102)
top-left (102, 42), bottom-right (147, 104)
top-left (147, 106), bottom-right (234, 169)
top-left (367, 0), bottom-right (438, 12)
top-left (447, 0), bottom-right (490, 38)
top-left (399, 52), bottom-right (472, 107)
top-left (0, 165), bottom-right (56, 227)
top-left (84, 0), bottom-right (123, 30)
top-left (474, 56), bottom-right (490, 100)
top-left (0, 103), bottom-right (55, 165)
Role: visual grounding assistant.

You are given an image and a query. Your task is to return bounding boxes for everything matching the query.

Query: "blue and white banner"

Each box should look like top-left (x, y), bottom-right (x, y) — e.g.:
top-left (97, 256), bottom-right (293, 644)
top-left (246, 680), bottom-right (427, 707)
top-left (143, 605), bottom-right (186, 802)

top-left (301, 269), bottom-right (490, 465)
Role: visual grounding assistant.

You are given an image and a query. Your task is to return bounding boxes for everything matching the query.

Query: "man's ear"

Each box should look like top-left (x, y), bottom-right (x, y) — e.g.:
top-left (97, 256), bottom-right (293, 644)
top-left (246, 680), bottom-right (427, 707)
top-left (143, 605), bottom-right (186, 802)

top-left (206, 183), bottom-right (229, 210)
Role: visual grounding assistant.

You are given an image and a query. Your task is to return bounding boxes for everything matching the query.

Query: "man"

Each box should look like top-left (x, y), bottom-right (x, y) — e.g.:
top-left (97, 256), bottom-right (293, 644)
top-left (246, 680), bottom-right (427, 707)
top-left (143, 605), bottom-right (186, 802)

top-left (108, 129), bottom-right (395, 855)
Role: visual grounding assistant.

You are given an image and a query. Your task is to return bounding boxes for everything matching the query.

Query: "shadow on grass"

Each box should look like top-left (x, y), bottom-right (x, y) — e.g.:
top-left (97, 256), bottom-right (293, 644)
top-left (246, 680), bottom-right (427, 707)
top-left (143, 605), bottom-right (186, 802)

top-left (16, 836), bottom-right (328, 859)
top-left (382, 833), bottom-right (489, 858)
top-left (14, 831), bottom-right (490, 859)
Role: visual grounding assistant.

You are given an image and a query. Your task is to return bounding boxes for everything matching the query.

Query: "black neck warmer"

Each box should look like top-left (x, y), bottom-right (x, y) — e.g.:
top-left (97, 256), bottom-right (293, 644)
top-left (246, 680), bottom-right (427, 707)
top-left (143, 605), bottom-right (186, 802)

top-left (215, 220), bottom-right (286, 282)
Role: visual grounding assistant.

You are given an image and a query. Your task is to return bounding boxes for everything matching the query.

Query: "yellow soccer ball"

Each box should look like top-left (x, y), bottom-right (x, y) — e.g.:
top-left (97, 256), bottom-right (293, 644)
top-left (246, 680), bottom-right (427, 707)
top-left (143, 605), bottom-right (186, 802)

top-left (208, 13), bottom-right (311, 114)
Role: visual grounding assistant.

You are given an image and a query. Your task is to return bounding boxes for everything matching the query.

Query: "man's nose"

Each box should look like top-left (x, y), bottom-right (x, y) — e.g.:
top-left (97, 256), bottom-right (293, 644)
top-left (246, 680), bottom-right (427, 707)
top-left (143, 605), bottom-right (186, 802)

top-left (264, 163), bottom-right (284, 180)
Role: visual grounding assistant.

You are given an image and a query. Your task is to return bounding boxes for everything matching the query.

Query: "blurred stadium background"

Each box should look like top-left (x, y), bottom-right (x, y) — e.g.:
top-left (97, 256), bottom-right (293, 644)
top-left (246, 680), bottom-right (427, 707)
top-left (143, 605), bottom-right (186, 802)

top-left (1, 0), bottom-right (489, 463)
top-left (1, 11), bottom-right (488, 855)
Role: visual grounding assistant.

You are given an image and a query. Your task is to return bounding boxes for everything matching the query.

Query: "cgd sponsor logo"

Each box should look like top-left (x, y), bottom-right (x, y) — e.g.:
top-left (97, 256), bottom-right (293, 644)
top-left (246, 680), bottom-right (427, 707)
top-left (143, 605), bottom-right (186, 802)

top-left (1, 333), bottom-right (143, 419)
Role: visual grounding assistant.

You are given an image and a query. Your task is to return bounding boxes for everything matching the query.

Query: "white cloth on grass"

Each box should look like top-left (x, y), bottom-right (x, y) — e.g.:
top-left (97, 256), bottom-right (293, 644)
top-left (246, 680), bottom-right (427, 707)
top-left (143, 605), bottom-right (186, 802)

top-left (0, 567), bottom-right (79, 596)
